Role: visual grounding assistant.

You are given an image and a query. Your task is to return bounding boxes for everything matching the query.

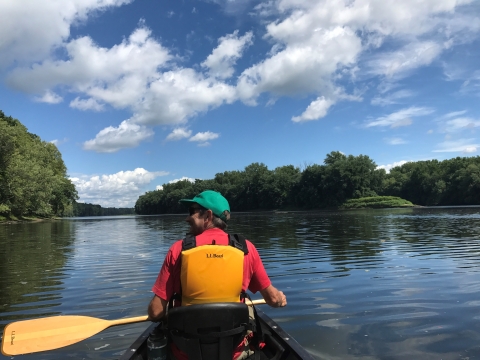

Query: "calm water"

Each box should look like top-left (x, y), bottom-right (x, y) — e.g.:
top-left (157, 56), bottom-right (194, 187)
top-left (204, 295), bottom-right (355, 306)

top-left (2, 207), bottom-right (480, 359)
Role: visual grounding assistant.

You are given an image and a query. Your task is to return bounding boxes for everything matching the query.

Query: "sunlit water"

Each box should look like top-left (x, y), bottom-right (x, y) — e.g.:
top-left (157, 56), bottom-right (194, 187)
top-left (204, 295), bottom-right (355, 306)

top-left (2, 207), bottom-right (480, 359)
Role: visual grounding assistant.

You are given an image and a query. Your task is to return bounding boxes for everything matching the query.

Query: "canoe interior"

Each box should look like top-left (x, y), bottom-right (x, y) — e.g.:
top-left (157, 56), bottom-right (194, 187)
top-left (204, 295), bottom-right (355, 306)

top-left (118, 308), bottom-right (314, 360)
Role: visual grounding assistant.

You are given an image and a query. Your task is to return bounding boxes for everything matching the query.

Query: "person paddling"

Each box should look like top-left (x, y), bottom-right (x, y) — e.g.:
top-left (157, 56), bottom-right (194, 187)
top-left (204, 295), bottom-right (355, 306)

top-left (147, 190), bottom-right (287, 360)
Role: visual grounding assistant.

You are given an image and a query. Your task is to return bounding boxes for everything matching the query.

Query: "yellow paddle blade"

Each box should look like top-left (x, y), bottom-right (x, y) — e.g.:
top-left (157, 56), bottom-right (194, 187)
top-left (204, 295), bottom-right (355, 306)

top-left (1, 315), bottom-right (148, 356)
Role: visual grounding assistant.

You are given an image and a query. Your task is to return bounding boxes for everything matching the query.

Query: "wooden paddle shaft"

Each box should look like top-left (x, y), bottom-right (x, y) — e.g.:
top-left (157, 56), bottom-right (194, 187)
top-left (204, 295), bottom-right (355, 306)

top-left (247, 298), bottom-right (266, 306)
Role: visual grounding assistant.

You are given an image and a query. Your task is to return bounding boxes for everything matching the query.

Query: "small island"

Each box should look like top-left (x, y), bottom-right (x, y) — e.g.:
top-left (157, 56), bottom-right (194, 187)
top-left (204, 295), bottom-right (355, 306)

top-left (339, 196), bottom-right (414, 209)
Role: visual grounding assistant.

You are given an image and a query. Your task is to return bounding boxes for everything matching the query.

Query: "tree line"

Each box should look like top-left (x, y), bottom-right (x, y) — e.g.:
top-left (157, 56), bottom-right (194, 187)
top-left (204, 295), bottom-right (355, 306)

top-left (135, 151), bottom-right (480, 215)
top-left (0, 111), bottom-right (78, 218)
top-left (71, 202), bottom-right (135, 217)
top-left (384, 157), bottom-right (480, 206)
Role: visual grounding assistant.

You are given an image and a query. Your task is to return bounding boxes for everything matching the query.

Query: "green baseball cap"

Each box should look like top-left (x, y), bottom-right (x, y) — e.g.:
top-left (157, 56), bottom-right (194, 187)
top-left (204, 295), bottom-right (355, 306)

top-left (179, 190), bottom-right (230, 221)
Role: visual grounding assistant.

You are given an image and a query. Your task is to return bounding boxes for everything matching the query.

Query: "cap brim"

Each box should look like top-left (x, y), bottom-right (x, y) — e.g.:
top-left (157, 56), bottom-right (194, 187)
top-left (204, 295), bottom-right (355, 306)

top-left (179, 199), bottom-right (196, 204)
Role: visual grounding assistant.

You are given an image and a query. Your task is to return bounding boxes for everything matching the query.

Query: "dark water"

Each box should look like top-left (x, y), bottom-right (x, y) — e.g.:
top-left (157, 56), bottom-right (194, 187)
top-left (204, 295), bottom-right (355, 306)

top-left (1, 207), bottom-right (480, 359)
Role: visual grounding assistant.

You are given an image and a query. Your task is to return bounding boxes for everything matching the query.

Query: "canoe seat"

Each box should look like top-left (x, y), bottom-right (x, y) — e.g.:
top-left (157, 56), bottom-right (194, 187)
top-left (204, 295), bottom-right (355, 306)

top-left (167, 302), bottom-right (251, 360)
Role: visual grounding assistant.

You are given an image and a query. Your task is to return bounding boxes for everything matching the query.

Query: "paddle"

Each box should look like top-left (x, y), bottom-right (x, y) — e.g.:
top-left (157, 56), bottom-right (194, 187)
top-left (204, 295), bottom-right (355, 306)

top-left (1, 299), bottom-right (266, 356)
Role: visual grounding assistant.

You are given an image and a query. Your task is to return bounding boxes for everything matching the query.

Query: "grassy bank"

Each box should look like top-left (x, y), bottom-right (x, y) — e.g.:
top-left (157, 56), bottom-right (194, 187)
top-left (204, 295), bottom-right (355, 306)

top-left (340, 196), bottom-right (414, 209)
top-left (0, 215), bottom-right (59, 223)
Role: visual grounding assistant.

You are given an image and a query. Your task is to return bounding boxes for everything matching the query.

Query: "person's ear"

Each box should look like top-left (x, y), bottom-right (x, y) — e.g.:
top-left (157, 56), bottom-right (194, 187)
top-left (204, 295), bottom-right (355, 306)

top-left (205, 209), bottom-right (213, 222)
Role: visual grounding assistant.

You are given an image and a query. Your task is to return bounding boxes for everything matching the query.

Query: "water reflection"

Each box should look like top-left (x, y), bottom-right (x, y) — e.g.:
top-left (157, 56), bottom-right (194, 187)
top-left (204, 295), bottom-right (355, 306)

top-left (1, 208), bottom-right (480, 359)
top-left (0, 221), bottom-right (74, 322)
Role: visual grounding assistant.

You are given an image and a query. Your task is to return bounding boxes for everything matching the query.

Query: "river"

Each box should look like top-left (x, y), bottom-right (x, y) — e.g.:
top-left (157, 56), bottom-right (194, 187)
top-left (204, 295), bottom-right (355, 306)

top-left (1, 207), bottom-right (480, 359)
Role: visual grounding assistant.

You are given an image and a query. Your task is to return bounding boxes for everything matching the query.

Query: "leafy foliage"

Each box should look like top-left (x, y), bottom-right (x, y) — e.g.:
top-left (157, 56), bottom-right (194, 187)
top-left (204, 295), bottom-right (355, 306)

top-left (382, 157), bottom-right (480, 206)
top-left (340, 196), bottom-right (414, 209)
top-left (135, 152), bottom-right (385, 214)
top-left (136, 152), bottom-right (480, 215)
top-left (0, 110), bottom-right (78, 218)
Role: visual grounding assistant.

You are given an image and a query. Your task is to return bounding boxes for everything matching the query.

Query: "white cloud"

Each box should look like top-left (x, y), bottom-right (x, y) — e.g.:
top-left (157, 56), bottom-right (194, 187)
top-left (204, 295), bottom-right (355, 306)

top-left (70, 168), bottom-right (169, 207)
top-left (442, 117), bottom-right (480, 133)
top-left (377, 160), bottom-right (409, 173)
top-left (237, 26), bottom-right (362, 105)
top-left (433, 138), bottom-right (479, 153)
top-left (169, 177), bottom-right (196, 184)
top-left (206, 0), bottom-right (256, 14)
top-left (50, 138), bottom-right (68, 146)
top-left (8, 27), bottom-right (171, 103)
top-left (292, 96), bottom-right (334, 122)
top-left (70, 97), bottom-right (104, 111)
top-left (385, 137), bottom-right (407, 145)
top-left (155, 176), bottom-right (196, 191)
top-left (202, 31), bottom-right (253, 79)
top-left (0, 0), bottom-right (133, 68)
top-left (166, 128), bottom-right (193, 141)
top-left (130, 68), bottom-right (237, 126)
top-left (189, 131), bottom-right (220, 142)
top-left (253, 1), bottom-right (277, 17)
top-left (464, 146), bottom-right (478, 153)
top-left (365, 106), bottom-right (434, 128)
top-left (371, 89), bottom-right (414, 106)
top-left (83, 120), bottom-right (154, 153)
top-left (34, 90), bottom-right (63, 104)
top-left (368, 41), bottom-right (442, 78)
top-left (442, 110), bottom-right (468, 119)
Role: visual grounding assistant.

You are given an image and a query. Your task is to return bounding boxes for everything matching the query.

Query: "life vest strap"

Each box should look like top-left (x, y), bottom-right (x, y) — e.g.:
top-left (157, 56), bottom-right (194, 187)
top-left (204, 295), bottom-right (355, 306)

top-left (182, 234), bottom-right (196, 251)
top-left (181, 233), bottom-right (248, 254)
top-left (242, 293), bottom-right (264, 349)
top-left (229, 234), bottom-right (249, 255)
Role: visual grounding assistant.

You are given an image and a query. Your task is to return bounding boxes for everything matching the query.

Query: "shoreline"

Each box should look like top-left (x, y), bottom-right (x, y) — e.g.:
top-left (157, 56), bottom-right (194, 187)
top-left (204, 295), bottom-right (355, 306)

top-left (0, 217), bottom-right (61, 225)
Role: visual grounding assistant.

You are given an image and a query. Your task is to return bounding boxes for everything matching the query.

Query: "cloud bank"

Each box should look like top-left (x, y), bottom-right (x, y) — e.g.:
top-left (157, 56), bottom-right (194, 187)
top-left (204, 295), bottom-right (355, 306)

top-left (70, 168), bottom-right (169, 207)
top-left (2, 0), bottom-right (479, 152)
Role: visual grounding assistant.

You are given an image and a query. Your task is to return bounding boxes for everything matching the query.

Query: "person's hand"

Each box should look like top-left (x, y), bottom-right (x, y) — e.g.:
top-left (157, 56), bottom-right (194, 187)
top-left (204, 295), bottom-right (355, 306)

top-left (276, 291), bottom-right (287, 307)
top-left (260, 285), bottom-right (287, 307)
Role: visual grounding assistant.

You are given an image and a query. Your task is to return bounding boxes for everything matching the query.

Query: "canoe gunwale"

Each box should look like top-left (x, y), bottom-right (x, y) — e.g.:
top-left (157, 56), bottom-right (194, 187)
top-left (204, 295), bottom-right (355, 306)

top-left (256, 310), bottom-right (315, 360)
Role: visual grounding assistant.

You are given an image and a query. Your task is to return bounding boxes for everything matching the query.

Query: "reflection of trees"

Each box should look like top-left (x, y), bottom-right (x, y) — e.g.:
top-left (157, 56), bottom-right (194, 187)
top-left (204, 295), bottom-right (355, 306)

top-left (0, 221), bottom-right (74, 328)
top-left (134, 215), bottom-right (189, 241)
top-left (228, 213), bottom-right (304, 250)
top-left (134, 208), bottom-right (480, 276)
top-left (229, 211), bottom-right (389, 271)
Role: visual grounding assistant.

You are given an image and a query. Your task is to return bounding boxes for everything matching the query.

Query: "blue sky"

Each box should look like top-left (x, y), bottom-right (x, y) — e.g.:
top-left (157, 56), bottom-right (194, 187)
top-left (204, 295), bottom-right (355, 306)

top-left (1, 0), bottom-right (479, 207)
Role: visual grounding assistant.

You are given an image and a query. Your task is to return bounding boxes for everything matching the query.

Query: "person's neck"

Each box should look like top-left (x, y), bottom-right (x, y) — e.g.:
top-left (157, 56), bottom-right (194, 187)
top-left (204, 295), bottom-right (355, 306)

top-left (203, 223), bottom-right (216, 231)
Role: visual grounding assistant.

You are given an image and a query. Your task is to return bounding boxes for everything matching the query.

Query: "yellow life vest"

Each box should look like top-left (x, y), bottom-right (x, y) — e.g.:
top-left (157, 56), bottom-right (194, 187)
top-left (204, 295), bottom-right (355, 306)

top-left (180, 234), bottom-right (247, 306)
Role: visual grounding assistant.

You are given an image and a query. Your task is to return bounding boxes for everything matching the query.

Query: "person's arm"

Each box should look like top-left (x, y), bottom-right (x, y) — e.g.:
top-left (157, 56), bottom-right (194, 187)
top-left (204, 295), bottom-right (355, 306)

top-left (260, 284), bottom-right (287, 308)
top-left (147, 295), bottom-right (168, 321)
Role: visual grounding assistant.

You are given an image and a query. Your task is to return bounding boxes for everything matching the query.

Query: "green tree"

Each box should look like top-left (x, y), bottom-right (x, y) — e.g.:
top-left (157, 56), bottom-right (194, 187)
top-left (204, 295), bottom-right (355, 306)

top-left (323, 152), bottom-right (383, 206)
top-left (0, 110), bottom-right (77, 217)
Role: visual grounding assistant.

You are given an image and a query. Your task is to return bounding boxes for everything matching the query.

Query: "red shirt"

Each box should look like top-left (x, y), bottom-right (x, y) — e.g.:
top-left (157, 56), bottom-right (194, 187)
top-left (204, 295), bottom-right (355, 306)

top-left (151, 228), bottom-right (271, 359)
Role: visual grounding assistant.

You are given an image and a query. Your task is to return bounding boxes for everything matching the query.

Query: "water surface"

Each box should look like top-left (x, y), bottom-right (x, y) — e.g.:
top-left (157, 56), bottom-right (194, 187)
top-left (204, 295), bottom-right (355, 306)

top-left (1, 207), bottom-right (480, 359)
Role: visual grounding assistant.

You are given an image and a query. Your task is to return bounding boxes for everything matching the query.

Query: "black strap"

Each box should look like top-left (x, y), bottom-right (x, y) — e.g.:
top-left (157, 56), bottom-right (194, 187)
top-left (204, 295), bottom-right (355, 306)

top-left (182, 233), bottom-right (249, 255)
top-left (182, 234), bottom-right (196, 251)
top-left (168, 293), bottom-right (181, 309)
top-left (229, 234), bottom-right (249, 255)
top-left (243, 293), bottom-right (264, 349)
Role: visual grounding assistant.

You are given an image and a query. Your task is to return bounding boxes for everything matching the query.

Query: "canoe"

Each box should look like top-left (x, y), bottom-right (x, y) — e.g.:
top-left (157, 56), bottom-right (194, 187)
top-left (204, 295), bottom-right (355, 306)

top-left (119, 307), bottom-right (314, 360)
